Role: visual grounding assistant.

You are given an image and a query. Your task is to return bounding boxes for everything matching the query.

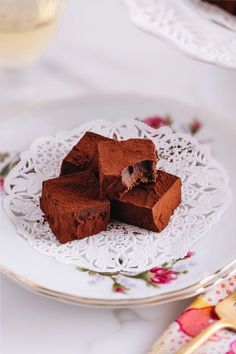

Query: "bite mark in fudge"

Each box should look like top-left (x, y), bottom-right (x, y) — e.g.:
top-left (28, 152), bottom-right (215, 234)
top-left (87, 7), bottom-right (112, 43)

top-left (111, 170), bottom-right (181, 232)
top-left (98, 139), bottom-right (158, 199)
top-left (40, 171), bottom-right (110, 244)
top-left (60, 131), bottom-right (112, 176)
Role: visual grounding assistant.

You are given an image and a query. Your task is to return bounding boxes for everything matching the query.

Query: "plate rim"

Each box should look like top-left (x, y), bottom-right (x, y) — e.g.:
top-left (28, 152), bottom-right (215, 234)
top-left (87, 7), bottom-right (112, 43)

top-left (1, 258), bottom-right (236, 307)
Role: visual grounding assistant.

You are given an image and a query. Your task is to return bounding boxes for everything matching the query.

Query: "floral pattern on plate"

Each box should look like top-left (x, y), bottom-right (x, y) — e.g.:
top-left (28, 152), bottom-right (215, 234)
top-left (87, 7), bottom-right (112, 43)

top-left (78, 252), bottom-right (194, 293)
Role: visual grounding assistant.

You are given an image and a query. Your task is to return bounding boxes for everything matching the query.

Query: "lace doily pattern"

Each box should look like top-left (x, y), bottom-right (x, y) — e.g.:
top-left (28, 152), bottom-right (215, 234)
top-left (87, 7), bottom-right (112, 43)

top-left (123, 0), bottom-right (236, 70)
top-left (4, 120), bottom-right (230, 272)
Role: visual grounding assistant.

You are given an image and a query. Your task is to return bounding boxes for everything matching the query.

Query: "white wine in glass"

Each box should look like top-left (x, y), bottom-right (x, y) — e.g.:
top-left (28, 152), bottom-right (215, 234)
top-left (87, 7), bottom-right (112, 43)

top-left (0, 0), bottom-right (66, 100)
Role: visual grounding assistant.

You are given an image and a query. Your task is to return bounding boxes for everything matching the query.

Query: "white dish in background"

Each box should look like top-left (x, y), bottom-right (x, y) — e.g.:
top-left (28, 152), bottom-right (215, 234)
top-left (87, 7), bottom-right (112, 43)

top-left (1, 94), bottom-right (236, 307)
top-left (123, 0), bottom-right (236, 70)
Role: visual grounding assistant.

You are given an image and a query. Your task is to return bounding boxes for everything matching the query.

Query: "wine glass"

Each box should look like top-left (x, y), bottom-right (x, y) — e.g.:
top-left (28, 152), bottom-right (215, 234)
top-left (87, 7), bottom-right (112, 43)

top-left (0, 0), bottom-right (67, 101)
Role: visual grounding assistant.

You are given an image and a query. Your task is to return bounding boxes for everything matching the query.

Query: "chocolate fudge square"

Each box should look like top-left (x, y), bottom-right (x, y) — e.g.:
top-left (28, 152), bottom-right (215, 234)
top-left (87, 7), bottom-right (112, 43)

top-left (111, 170), bottom-right (181, 232)
top-left (98, 139), bottom-right (158, 199)
top-left (60, 132), bottom-right (111, 176)
top-left (40, 171), bottom-right (110, 244)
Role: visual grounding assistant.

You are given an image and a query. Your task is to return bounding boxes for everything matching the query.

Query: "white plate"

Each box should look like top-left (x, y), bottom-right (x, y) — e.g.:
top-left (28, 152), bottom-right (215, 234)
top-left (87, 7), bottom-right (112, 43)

top-left (123, 0), bottom-right (236, 71)
top-left (1, 94), bottom-right (236, 307)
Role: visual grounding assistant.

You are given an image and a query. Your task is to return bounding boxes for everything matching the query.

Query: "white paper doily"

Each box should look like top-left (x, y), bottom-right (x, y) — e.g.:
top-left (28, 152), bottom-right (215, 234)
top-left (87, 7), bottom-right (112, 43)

top-left (123, 0), bottom-right (236, 70)
top-left (4, 120), bottom-right (230, 272)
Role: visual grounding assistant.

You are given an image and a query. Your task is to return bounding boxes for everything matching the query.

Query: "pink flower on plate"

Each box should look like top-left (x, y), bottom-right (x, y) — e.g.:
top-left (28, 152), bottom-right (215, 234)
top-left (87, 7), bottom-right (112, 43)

top-left (115, 287), bottom-right (125, 293)
top-left (112, 281), bottom-right (128, 294)
top-left (149, 267), bottom-right (177, 284)
top-left (189, 119), bottom-right (202, 135)
top-left (186, 251), bottom-right (193, 258)
top-left (0, 177), bottom-right (4, 190)
top-left (144, 115), bottom-right (169, 129)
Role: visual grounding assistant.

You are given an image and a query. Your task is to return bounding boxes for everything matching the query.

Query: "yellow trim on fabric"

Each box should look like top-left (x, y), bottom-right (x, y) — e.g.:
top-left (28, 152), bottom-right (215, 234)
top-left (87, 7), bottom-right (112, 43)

top-left (189, 297), bottom-right (210, 309)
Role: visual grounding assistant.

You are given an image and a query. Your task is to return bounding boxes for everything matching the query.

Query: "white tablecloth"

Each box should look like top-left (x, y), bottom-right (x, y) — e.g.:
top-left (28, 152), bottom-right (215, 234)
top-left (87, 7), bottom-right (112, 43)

top-left (1, 1), bottom-right (236, 353)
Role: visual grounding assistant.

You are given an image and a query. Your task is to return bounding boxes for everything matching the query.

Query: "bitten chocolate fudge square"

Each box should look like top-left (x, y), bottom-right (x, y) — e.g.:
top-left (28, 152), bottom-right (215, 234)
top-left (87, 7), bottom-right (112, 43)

top-left (60, 132), bottom-right (112, 176)
top-left (111, 170), bottom-right (181, 232)
top-left (40, 171), bottom-right (110, 244)
top-left (98, 138), bottom-right (158, 199)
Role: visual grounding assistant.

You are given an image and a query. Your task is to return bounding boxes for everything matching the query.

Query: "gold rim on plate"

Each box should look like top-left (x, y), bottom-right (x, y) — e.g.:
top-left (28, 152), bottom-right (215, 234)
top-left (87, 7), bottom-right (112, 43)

top-left (1, 258), bottom-right (236, 308)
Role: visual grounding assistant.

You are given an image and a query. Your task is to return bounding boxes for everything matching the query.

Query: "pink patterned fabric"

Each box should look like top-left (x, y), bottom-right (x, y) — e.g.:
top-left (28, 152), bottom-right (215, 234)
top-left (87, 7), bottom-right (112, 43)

top-left (150, 275), bottom-right (236, 353)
